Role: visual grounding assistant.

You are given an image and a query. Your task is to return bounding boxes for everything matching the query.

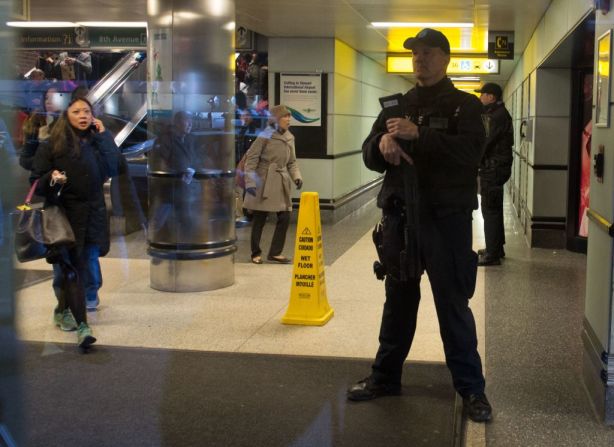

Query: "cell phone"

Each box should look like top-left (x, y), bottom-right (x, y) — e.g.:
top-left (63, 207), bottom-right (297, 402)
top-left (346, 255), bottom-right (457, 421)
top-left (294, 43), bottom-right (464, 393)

top-left (379, 93), bottom-right (404, 120)
top-left (89, 122), bottom-right (98, 133)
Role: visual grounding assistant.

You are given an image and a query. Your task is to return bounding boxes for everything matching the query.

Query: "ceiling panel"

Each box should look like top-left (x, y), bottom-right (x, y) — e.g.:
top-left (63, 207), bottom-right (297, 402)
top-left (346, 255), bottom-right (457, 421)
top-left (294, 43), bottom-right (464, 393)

top-left (26, 0), bottom-right (554, 84)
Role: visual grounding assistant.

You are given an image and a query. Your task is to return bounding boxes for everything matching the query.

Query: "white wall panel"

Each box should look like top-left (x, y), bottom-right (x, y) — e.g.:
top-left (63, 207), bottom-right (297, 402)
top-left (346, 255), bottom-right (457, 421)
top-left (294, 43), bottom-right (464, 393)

top-left (527, 163), bottom-right (534, 214)
top-left (294, 159), bottom-right (333, 199)
top-left (335, 40), bottom-right (361, 80)
top-left (332, 115), bottom-right (364, 155)
top-left (360, 56), bottom-right (382, 88)
top-left (361, 83), bottom-right (389, 117)
top-left (531, 169), bottom-right (569, 216)
top-left (333, 73), bottom-right (363, 116)
top-left (529, 72), bottom-right (537, 118)
top-left (332, 155), bottom-right (364, 198)
top-left (268, 38), bottom-right (334, 73)
top-left (361, 116), bottom-right (376, 145)
top-left (534, 17), bottom-right (548, 66)
top-left (536, 69), bottom-right (571, 117)
top-left (544, 0), bottom-right (569, 58)
top-left (532, 117), bottom-right (571, 166)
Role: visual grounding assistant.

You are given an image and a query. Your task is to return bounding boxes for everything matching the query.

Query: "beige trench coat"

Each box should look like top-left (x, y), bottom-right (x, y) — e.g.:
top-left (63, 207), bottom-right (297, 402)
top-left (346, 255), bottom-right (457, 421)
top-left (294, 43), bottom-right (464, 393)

top-left (243, 127), bottom-right (302, 212)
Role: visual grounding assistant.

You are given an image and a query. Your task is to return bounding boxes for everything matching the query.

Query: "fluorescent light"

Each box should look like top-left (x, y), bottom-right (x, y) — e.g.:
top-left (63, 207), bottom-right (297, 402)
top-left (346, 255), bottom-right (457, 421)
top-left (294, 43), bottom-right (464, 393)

top-left (174, 12), bottom-right (202, 20)
top-left (77, 22), bottom-right (147, 27)
top-left (371, 22), bottom-right (474, 28)
top-left (206, 0), bottom-right (231, 17)
top-left (7, 21), bottom-right (76, 27)
top-left (451, 76), bottom-right (481, 81)
top-left (6, 21), bottom-right (147, 28)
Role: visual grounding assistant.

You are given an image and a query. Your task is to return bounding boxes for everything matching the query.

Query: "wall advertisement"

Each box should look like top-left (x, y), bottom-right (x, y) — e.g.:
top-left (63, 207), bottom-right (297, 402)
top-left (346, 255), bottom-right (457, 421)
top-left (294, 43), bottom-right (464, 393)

top-left (279, 73), bottom-right (321, 127)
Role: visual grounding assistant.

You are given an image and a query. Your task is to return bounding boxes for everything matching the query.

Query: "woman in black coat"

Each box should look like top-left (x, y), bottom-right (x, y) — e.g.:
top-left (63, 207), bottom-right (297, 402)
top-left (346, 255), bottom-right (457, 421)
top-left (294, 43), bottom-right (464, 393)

top-left (32, 97), bottom-right (120, 349)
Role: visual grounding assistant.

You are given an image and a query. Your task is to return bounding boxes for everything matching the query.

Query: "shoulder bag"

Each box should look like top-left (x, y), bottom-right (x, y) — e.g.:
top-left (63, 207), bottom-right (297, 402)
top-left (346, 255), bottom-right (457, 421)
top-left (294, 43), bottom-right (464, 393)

top-left (13, 179), bottom-right (76, 262)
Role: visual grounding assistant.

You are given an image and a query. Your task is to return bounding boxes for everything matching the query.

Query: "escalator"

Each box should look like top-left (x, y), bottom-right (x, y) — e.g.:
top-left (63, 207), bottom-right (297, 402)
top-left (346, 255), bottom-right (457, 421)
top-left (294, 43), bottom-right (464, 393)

top-left (86, 50), bottom-right (149, 150)
top-left (85, 50), bottom-right (238, 237)
top-left (85, 51), bottom-right (150, 234)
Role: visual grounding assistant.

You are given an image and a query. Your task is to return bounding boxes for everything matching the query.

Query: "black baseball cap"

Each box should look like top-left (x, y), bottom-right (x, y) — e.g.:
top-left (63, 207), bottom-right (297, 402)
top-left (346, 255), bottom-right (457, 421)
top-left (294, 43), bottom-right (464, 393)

top-left (403, 28), bottom-right (451, 55)
top-left (475, 82), bottom-right (502, 98)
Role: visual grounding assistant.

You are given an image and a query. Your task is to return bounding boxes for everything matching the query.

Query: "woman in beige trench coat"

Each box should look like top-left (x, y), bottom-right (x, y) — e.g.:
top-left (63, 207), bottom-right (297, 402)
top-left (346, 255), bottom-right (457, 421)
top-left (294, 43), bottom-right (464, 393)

top-left (243, 105), bottom-right (302, 264)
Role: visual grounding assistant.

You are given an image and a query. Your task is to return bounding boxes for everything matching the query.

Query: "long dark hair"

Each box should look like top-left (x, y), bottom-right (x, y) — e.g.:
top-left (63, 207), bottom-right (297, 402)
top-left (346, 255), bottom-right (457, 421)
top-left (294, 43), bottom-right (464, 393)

top-left (21, 84), bottom-right (60, 140)
top-left (49, 96), bottom-right (94, 158)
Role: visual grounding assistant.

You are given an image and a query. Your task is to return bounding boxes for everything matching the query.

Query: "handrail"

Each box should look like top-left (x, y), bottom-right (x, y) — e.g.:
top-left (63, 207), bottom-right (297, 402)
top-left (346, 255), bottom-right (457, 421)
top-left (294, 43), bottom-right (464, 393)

top-left (587, 208), bottom-right (614, 237)
top-left (86, 51), bottom-right (146, 107)
top-left (84, 51), bottom-right (148, 149)
top-left (114, 102), bottom-right (148, 148)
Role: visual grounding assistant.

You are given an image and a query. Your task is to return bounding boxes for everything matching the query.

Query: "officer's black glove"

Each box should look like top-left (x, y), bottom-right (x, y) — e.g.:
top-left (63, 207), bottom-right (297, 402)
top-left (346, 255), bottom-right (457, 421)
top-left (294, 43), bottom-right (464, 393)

top-left (246, 187), bottom-right (257, 196)
top-left (294, 179), bottom-right (303, 190)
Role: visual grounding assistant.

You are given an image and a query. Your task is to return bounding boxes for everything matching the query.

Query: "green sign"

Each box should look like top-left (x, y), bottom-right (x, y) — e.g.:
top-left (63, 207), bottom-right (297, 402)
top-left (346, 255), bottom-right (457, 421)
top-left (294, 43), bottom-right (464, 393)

top-left (17, 28), bottom-right (76, 49)
top-left (16, 26), bottom-right (147, 50)
top-left (89, 28), bottom-right (147, 48)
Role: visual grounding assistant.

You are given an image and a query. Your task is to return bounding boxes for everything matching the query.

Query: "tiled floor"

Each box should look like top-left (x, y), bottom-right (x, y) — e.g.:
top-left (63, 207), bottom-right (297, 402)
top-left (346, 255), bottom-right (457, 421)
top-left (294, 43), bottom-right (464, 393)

top-left (13, 194), bottom-right (614, 446)
top-left (15, 200), bottom-right (482, 364)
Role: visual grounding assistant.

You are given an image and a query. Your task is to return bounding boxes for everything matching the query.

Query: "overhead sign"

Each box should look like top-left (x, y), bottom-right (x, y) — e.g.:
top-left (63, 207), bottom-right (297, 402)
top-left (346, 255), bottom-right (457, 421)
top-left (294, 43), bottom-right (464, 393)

top-left (488, 31), bottom-right (515, 60)
top-left (15, 26), bottom-right (147, 50)
top-left (387, 56), bottom-right (499, 75)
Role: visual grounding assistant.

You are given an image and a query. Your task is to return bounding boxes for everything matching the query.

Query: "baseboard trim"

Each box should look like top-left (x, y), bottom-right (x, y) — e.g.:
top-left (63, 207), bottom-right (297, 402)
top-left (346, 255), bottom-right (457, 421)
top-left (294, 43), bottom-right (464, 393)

top-left (291, 178), bottom-right (383, 223)
top-left (582, 318), bottom-right (614, 424)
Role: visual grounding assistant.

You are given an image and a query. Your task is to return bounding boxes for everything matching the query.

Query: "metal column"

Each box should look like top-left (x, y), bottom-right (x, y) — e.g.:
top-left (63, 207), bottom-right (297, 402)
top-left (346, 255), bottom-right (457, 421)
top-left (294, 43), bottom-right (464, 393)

top-left (147, 0), bottom-right (236, 292)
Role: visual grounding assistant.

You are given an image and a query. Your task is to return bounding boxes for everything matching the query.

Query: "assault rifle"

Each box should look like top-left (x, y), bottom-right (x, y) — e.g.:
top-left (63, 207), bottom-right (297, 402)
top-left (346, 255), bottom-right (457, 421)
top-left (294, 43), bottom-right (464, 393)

top-left (399, 156), bottom-right (421, 281)
top-left (373, 93), bottom-right (422, 281)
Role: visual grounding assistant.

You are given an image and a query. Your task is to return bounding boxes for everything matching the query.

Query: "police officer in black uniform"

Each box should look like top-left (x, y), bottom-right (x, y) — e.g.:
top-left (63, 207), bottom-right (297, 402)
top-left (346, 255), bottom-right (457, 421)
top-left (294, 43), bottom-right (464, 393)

top-left (474, 83), bottom-right (513, 266)
top-left (347, 28), bottom-right (492, 423)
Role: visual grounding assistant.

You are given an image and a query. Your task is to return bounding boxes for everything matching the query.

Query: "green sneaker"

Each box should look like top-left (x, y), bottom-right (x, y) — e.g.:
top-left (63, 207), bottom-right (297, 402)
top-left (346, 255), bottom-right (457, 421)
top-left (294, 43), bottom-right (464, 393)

top-left (56, 309), bottom-right (78, 332)
top-left (77, 322), bottom-right (97, 349)
top-left (53, 307), bottom-right (63, 327)
top-left (62, 309), bottom-right (78, 332)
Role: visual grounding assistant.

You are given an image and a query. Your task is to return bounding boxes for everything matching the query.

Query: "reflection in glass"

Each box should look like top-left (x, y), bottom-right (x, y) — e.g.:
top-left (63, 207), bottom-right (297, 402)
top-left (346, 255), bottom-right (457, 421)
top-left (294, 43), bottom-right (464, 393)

top-left (596, 30), bottom-right (611, 127)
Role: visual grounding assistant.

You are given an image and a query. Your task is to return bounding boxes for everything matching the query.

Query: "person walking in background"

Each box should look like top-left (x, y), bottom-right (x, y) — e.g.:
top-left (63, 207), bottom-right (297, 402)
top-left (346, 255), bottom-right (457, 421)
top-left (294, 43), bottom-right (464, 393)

top-left (244, 105), bottom-right (302, 264)
top-left (235, 108), bottom-right (259, 225)
top-left (56, 52), bottom-right (92, 82)
top-left (474, 83), bottom-right (514, 266)
top-left (347, 28), bottom-right (492, 423)
top-left (31, 97), bottom-right (120, 349)
top-left (20, 85), bottom-right (64, 170)
top-left (244, 52), bottom-right (266, 107)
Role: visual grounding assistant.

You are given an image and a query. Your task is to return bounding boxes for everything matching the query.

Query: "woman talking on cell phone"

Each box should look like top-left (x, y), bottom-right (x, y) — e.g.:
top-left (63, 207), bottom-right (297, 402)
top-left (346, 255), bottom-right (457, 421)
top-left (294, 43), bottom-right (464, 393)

top-left (31, 97), bottom-right (120, 350)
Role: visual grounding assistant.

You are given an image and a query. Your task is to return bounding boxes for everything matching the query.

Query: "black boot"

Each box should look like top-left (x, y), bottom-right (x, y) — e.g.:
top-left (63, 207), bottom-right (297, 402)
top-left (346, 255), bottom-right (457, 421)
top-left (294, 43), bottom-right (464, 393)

top-left (347, 376), bottom-right (401, 401)
top-left (463, 393), bottom-right (492, 422)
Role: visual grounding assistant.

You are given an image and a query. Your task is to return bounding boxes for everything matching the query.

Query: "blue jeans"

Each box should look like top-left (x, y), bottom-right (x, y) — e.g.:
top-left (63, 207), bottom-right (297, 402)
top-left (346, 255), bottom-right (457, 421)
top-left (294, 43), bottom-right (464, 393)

top-left (52, 244), bottom-right (101, 305)
top-left (82, 244), bottom-right (102, 303)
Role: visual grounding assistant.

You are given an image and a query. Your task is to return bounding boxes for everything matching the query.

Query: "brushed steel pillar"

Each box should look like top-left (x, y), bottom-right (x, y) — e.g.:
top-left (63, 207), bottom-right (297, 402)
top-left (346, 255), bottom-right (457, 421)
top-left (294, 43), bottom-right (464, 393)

top-left (147, 0), bottom-right (236, 292)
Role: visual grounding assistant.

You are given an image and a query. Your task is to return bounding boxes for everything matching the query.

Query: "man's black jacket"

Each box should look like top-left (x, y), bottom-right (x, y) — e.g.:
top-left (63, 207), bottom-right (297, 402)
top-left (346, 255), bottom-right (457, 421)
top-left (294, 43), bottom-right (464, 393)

top-left (362, 77), bottom-right (485, 211)
top-left (479, 100), bottom-right (513, 174)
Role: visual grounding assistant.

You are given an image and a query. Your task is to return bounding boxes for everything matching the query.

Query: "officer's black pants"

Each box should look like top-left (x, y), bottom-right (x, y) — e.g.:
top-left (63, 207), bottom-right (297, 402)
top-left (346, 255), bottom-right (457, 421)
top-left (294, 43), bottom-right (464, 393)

top-left (371, 208), bottom-right (485, 397)
top-left (480, 180), bottom-right (505, 256)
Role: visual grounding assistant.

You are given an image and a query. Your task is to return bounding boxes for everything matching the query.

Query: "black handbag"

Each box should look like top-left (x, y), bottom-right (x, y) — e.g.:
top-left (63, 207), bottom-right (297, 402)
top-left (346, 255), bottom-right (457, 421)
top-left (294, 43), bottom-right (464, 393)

top-left (14, 180), bottom-right (76, 263)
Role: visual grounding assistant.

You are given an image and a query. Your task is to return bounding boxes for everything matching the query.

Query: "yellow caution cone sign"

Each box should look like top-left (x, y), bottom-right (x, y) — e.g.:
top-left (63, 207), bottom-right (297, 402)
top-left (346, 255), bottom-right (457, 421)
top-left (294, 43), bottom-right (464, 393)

top-left (282, 192), bottom-right (334, 326)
